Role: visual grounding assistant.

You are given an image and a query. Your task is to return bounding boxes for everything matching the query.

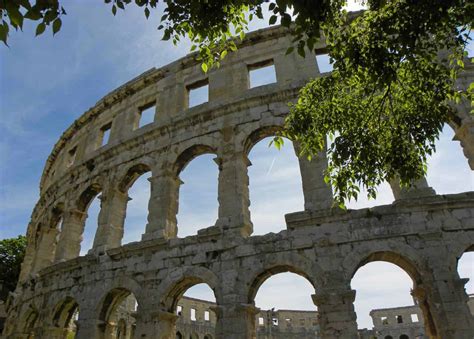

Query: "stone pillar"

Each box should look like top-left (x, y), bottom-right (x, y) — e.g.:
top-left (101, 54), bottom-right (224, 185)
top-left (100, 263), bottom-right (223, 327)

top-left (54, 209), bottom-right (87, 262)
top-left (91, 187), bottom-right (130, 254)
top-left (389, 176), bottom-right (436, 200)
top-left (75, 317), bottom-right (101, 339)
top-left (43, 326), bottom-right (69, 339)
top-left (133, 310), bottom-right (178, 339)
top-left (413, 276), bottom-right (474, 338)
top-left (142, 171), bottom-right (180, 240)
top-left (214, 303), bottom-right (259, 339)
top-left (31, 227), bottom-right (60, 273)
top-left (312, 288), bottom-right (358, 339)
top-left (215, 151), bottom-right (253, 237)
top-left (18, 233), bottom-right (37, 281)
top-left (294, 143), bottom-right (333, 211)
top-left (453, 120), bottom-right (474, 170)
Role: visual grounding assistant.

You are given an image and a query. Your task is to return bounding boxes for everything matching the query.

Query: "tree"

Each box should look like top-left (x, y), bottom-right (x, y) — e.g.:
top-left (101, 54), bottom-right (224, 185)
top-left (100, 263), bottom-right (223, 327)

top-left (1, 0), bottom-right (472, 205)
top-left (0, 235), bottom-right (27, 300)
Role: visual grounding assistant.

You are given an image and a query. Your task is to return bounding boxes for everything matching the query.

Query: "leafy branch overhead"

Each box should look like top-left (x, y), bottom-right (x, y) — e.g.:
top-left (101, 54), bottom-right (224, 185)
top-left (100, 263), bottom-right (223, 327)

top-left (1, 0), bottom-right (473, 205)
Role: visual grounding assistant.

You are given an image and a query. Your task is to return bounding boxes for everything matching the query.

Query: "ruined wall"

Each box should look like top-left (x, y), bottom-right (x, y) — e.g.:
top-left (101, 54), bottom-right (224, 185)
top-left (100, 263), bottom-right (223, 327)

top-left (3, 24), bottom-right (474, 339)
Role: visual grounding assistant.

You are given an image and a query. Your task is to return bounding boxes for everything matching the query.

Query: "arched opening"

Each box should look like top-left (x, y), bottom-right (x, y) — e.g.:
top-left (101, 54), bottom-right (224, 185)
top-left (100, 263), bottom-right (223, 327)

top-left (172, 282), bottom-right (217, 339)
top-left (50, 203), bottom-right (64, 258)
top-left (457, 249), bottom-right (474, 310)
top-left (22, 308), bottom-right (39, 338)
top-left (399, 335), bottom-right (409, 339)
top-left (77, 184), bottom-right (102, 256)
top-left (250, 269), bottom-right (318, 338)
top-left (98, 288), bottom-right (137, 339)
top-left (176, 331), bottom-right (183, 339)
top-left (32, 203), bottom-right (65, 271)
top-left (426, 124), bottom-right (474, 194)
top-left (121, 164), bottom-right (152, 245)
top-left (203, 334), bottom-right (212, 339)
top-left (247, 135), bottom-right (304, 235)
top-left (51, 297), bottom-right (79, 338)
top-left (175, 146), bottom-right (218, 237)
top-left (351, 254), bottom-right (430, 339)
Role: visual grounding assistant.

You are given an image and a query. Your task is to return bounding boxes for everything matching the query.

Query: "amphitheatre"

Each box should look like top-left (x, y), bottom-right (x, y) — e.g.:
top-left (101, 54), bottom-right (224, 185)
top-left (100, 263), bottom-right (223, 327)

top-left (2, 24), bottom-right (474, 339)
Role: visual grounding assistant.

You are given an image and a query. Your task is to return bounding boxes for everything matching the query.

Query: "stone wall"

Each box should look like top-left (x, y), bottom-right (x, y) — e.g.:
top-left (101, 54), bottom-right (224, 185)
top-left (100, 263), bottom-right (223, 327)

top-left (2, 24), bottom-right (474, 339)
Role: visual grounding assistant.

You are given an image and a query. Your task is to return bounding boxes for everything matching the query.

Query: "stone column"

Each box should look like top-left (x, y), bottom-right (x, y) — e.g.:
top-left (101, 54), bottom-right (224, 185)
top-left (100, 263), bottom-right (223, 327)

top-left (75, 317), bottom-right (101, 339)
top-left (91, 187), bottom-right (130, 254)
top-left (214, 303), bottom-right (260, 339)
top-left (214, 151), bottom-right (253, 237)
top-left (43, 326), bottom-right (68, 339)
top-left (142, 171), bottom-right (180, 240)
top-left (31, 227), bottom-right (60, 273)
top-left (312, 288), bottom-right (358, 339)
top-left (414, 276), bottom-right (474, 338)
top-left (294, 143), bottom-right (333, 211)
top-left (54, 209), bottom-right (87, 262)
top-left (453, 120), bottom-right (474, 170)
top-left (389, 176), bottom-right (436, 200)
top-left (133, 310), bottom-right (178, 339)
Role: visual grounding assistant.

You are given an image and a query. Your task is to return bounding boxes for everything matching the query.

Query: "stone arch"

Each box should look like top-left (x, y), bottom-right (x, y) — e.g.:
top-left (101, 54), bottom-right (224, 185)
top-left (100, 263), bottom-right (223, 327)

top-left (243, 125), bottom-right (284, 155)
top-left (173, 144), bottom-right (217, 176)
top-left (384, 336), bottom-right (393, 339)
top-left (50, 296), bottom-right (79, 336)
top-left (159, 266), bottom-right (221, 312)
top-left (347, 251), bottom-right (424, 284)
top-left (204, 335), bottom-right (213, 339)
top-left (20, 305), bottom-right (39, 335)
top-left (347, 250), bottom-right (438, 338)
top-left (399, 335), bottom-right (409, 339)
top-left (118, 162), bottom-right (152, 193)
top-left (95, 276), bottom-right (146, 316)
top-left (246, 259), bottom-right (320, 304)
top-left (76, 183), bottom-right (102, 212)
top-left (96, 287), bottom-right (139, 339)
top-left (176, 331), bottom-right (183, 339)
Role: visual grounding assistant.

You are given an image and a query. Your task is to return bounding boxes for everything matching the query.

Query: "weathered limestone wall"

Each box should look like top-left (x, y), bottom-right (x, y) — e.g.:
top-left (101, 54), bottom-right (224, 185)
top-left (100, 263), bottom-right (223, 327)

top-left (3, 24), bottom-right (474, 339)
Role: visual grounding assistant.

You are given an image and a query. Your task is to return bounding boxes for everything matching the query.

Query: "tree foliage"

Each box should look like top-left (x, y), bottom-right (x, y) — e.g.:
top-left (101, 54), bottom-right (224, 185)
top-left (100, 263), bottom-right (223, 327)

top-left (1, 0), bottom-right (473, 205)
top-left (0, 235), bottom-right (26, 299)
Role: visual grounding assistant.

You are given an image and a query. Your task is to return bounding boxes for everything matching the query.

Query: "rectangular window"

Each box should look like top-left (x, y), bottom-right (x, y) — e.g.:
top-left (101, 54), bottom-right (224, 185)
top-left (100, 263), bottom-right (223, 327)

top-left (99, 122), bottom-right (112, 147)
top-left (411, 314), bottom-right (419, 322)
top-left (138, 104), bottom-right (155, 128)
top-left (177, 305), bottom-right (182, 316)
top-left (396, 315), bottom-right (403, 323)
top-left (316, 54), bottom-right (334, 73)
top-left (272, 318), bottom-right (278, 326)
top-left (248, 60), bottom-right (277, 88)
top-left (67, 146), bottom-right (77, 167)
top-left (187, 79), bottom-right (209, 108)
top-left (190, 308), bottom-right (196, 321)
top-left (204, 310), bottom-right (210, 321)
top-left (381, 316), bottom-right (388, 325)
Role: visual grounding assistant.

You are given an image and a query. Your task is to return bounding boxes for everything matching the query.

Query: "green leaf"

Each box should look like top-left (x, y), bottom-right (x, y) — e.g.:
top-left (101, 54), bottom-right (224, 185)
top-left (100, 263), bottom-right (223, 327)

top-left (0, 23), bottom-right (9, 46)
top-left (220, 50), bottom-right (227, 59)
top-left (112, 5), bottom-right (117, 15)
top-left (24, 9), bottom-right (42, 21)
top-left (201, 63), bottom-right (208, 73)
top-left (35, 22), bottom-right (46, 36)
top-left (52, 18), bottom-right (62, 35)
top-left (269, 15), bottom-right (277, 25)
top-left (144, 7), bottom-right (150, 19)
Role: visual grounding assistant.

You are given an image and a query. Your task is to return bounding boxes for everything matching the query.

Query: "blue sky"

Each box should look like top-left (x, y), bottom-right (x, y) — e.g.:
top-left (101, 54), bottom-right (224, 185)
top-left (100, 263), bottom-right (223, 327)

top-left (1, 1), bottom-right (473, 330)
